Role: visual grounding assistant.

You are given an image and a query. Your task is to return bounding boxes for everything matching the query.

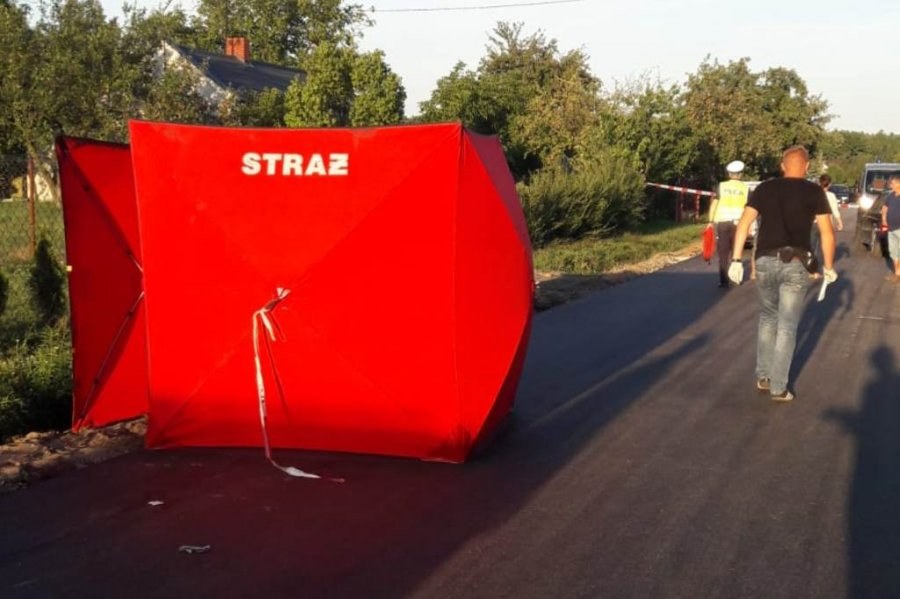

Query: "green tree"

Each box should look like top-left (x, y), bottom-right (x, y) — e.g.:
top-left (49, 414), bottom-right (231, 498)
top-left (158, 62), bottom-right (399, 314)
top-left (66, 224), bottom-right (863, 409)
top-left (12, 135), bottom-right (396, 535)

top-left (349, 50), bottom-right (405, 126)
top-left (418, 62), bottom-right (503, 131)
top-left (0, 0), bottom-right (30, 154)
top-left (294, 0), bottom-right (369, 55)
top-left (192, 0), bottom-right (368, 64)
top-left (420, 22), bottom-right (601, 178)
top-left (682, 57), bottom-right (830, 184)
top-left (141, 65), bottom-right (218, 124)
top-left (2, 0), bottom-right (139, 199)
top-left (284, 43), bottom-right (405, 128)
top-left (508, 48), bottom-right (601, 168)
top-left (117, 6), bottom-right (218, 125)
top-left (29, 238), bottom-right (66, 326)
top-left (121, 5), bottom-right (197, 62)
top-left (756, 66), bottom-right (829, 173)
top-left (816, 129), bottom-right (900, 186)
top-left (221, 88), bottom-right (286, 127)
top-left (682, 57), bottom-right (773, 184)
top-left (589, 77), bottom-right (699, 185)
top-left (284, 41), bottom-right (352, 127)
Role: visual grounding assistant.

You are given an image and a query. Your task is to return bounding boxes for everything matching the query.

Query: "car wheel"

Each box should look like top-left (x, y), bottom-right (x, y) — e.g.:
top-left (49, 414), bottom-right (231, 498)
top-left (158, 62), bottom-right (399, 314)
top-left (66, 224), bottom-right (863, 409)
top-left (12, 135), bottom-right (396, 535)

top-left (870, 229), bottom-right (887, 257)
top-left (853, 226), bottom-right (869, 255)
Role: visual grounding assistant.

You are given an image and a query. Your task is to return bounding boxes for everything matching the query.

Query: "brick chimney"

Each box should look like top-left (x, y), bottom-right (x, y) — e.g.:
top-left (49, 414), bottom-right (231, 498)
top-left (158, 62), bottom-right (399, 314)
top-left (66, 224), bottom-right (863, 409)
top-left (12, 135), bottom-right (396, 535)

top-left (225, 37), bottom-right (250, 63)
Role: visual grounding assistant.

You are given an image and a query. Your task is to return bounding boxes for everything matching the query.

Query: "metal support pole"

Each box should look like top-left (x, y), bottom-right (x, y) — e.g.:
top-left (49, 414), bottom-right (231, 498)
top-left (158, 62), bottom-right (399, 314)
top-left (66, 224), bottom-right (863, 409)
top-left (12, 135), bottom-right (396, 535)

top-left (27, 156), bottom-right (36, 257)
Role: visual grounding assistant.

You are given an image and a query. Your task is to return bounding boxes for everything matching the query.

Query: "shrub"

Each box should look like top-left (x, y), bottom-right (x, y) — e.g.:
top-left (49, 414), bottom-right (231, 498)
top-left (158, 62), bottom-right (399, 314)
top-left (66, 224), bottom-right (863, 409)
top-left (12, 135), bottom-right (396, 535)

top-left (0, 324), bottom-right (72, 443)
top-left (0, 266), bottom-right (42, 350)
top-left (0, 269), bottom-right (8, 317)
top-left (29, 237), bottom-right (66, 326)
top-left (518, 149), bottom-right (646, 247)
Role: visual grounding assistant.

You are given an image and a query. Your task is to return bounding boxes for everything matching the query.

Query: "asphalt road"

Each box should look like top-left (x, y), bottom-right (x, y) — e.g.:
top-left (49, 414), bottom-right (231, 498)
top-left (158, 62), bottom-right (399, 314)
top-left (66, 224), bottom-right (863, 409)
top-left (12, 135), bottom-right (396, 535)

top-left (3, 219), bottom-right (900, 599)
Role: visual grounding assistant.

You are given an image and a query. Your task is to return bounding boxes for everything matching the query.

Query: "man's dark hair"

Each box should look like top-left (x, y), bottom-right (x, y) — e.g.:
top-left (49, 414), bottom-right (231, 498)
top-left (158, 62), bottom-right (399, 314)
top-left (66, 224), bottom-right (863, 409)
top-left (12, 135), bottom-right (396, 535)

top-left (819, 174), bottom-right (832, 187)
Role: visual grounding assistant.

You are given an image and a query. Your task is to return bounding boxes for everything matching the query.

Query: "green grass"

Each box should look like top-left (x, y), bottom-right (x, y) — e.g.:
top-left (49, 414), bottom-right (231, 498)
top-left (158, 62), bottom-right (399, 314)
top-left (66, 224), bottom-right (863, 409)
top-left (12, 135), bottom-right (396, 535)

top-left (0, 266), bottom-right (40, 346)
top-left (0, 201), bottom-right (66, 268)
top-left (534, 220), bottom-right (705, 275)
top-left (0, 238), bottom-right (72, 444)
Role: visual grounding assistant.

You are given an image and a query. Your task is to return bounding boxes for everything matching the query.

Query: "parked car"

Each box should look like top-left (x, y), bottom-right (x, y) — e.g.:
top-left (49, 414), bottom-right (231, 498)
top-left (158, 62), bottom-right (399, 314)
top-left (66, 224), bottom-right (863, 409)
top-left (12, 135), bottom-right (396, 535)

top-left (854, 164), bottom-right (900, 256)
top-left (856, 163), bottom-right (900, 209)
top-left (854, 191), bottom-right (889, 256)
top-left (830, 184), bottom-right (850, 206)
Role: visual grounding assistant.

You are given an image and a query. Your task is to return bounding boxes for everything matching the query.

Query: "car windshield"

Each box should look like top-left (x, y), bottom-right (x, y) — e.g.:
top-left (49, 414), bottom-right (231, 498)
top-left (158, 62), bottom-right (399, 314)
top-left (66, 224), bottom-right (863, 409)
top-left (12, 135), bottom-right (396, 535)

top-left (865, 169), bottom-right (900, 194)
top-left (831, 184), bottom-right (849, 195)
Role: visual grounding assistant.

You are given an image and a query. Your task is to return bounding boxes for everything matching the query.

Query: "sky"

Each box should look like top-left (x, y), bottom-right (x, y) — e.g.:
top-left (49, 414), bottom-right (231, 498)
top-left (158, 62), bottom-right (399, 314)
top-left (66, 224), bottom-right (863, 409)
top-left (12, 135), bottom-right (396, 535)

top-left (99, 0), bottom-right (900, 134)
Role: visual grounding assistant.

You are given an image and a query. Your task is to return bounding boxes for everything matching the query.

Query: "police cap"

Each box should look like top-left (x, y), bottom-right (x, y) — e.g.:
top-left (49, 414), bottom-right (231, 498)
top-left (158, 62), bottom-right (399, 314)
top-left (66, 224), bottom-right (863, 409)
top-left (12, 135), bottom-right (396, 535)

top-left (726, 160), bottom-right (745, 174)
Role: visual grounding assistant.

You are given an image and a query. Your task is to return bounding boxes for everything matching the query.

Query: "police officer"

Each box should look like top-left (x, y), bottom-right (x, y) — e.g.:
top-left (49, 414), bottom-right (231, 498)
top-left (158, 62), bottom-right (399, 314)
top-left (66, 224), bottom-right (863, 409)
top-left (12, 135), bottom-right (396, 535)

top-left (707, 160), bottom-right (750, 287)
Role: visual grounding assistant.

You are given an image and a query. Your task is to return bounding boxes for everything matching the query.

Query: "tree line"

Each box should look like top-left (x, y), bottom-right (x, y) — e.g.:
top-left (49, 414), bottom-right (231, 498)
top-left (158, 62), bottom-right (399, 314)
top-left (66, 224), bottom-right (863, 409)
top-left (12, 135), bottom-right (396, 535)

top-left (2, 0), bottom-right (899, 245)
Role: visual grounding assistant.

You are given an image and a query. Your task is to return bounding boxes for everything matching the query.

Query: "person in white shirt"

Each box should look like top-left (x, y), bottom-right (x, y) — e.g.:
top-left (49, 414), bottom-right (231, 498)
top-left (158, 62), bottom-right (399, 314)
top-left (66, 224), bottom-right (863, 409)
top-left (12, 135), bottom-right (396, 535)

top-left (811, 174), bottom-right (843, 262)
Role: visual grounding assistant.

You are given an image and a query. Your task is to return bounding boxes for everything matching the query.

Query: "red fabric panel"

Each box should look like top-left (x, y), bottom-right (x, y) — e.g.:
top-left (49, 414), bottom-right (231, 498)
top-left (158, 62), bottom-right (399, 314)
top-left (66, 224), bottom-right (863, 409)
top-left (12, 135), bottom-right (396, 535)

top-left (453, 132), bottom-right (534, 459)
top-left (464, 132), bottom-right (532, 252)
top-left (129, 121), bottom-right (532, 461)
top-left (56, 137), bottom-right (147, 429)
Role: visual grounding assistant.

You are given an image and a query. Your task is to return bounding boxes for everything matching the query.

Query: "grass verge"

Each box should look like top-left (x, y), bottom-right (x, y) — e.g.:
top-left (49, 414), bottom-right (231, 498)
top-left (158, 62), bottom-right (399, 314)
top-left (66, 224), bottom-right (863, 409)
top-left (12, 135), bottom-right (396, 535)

top-left (0, 263), bottom-right (72, 444)
top-left (534, 220), bottom-right (705, 275)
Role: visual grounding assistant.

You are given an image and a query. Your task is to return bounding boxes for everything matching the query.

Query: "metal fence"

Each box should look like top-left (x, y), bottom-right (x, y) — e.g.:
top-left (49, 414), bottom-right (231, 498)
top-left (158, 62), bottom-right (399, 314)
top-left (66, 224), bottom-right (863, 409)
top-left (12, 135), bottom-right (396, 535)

top-left (0, 155), bottom-right (66, 324)
top-left (0, 155), bottom-right (65, 269)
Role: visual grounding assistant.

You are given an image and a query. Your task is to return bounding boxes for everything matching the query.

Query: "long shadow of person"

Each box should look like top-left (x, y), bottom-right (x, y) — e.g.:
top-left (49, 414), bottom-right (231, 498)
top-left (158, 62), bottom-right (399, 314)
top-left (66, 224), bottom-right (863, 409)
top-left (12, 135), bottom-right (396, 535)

top-left (824, 346), bottom-right (900, 599)
top-left (792, 270), bottom-right (856, 383)
top-left (791, 233), bottom-right (858, 380)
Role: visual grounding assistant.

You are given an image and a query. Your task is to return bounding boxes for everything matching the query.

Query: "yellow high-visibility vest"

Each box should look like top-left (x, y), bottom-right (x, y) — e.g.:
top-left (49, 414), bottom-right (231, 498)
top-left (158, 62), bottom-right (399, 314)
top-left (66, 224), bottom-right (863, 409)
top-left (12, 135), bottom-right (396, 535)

top-left (714, 180), bottom-right (749, 222)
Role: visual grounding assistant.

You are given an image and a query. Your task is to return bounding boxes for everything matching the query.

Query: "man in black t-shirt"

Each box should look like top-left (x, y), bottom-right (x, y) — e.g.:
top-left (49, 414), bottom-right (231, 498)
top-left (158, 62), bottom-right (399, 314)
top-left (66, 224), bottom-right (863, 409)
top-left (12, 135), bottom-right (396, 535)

top-left (728, 146), bottom-right (837, 402)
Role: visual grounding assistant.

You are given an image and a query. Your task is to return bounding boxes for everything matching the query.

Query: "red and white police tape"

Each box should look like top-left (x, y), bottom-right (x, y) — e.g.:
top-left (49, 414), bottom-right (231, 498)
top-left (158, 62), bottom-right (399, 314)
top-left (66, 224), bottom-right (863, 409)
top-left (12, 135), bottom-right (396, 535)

top-left (646, 182), bottom-right (716, 197)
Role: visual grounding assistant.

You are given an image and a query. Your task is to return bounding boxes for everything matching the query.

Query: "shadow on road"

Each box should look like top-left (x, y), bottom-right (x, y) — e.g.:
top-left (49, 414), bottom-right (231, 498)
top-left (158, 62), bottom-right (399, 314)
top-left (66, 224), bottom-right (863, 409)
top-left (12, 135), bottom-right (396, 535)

top-left (824, 347), bottom-right (900, 599)
top-left (791, 237), bottom-right (856, 383)
top-left (793, 280), bottom-right (856, 380)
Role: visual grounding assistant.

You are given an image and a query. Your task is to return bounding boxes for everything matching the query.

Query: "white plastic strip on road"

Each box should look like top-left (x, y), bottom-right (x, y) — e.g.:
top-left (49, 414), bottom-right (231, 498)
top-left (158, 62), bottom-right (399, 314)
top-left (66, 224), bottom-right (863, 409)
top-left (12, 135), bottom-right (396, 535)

top-left (252, 288), bottom-right (344, 482)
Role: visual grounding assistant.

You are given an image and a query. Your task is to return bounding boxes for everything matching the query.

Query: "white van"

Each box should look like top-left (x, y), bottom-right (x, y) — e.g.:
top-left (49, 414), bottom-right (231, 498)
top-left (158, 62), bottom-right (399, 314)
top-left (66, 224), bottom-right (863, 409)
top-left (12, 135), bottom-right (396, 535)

top-left (857, 162), bottom-right (900, 210)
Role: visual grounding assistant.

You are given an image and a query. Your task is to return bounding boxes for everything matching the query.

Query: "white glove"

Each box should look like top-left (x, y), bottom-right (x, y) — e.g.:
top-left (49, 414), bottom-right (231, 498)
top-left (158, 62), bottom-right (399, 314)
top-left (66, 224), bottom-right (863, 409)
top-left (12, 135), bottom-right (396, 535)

top-left (728, 261), bottom-right (744, 285)
top-left (823, 267), bottom-right (838, 283)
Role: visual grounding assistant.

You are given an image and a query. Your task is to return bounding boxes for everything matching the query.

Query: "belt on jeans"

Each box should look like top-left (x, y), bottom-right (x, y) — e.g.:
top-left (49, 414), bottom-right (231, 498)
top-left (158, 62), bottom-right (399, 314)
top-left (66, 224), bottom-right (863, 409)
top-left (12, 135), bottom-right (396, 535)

top-left (757, 247), bottom-right (805, 260)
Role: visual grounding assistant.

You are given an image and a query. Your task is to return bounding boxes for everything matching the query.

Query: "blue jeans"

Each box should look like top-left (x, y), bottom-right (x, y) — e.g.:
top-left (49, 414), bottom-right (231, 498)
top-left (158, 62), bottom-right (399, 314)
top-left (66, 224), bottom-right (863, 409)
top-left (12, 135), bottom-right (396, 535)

top-left (755, 256), bottom-right (811, 395)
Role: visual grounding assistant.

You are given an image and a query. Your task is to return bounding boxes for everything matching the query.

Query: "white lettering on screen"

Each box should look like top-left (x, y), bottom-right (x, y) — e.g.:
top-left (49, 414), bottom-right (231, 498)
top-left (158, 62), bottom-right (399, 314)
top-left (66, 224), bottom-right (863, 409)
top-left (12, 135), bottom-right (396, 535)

top-left (241, 152), bottom-right (350, 176)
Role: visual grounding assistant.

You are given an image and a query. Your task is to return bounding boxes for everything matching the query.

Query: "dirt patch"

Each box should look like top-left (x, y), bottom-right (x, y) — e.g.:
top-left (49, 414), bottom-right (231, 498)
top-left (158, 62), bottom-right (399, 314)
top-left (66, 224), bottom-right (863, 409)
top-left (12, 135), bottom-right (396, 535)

top-left (0, 243), bottom-right (702, 492)
top-left (0, 418), bottom-right (146, 494)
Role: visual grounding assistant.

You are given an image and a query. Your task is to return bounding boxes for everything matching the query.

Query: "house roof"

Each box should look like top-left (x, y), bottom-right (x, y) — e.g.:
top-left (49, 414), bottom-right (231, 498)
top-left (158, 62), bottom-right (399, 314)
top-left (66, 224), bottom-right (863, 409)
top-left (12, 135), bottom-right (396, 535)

top-left (173, 44), bottom-right (303, 93)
